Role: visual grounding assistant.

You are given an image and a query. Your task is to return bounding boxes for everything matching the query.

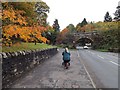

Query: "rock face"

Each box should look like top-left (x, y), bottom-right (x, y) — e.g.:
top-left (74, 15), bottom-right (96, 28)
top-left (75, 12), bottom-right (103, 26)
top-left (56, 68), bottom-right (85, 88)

top-left (1, 48), bottom-right (58, 88)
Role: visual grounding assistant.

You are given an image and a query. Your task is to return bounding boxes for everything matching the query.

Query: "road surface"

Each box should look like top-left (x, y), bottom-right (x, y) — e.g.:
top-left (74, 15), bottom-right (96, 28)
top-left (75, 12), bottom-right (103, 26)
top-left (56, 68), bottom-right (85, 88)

top-left (11, 49), bottom-right (93, 88)
top-left (78, 49), bottom-right (118, 88)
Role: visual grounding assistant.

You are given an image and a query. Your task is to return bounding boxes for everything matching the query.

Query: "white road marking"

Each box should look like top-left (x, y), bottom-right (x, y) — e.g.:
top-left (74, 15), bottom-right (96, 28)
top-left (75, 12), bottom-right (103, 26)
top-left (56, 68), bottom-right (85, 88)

top-left (77, 52), bottom-right (80, 57)
top-left (77, 51), bottom-right (96, 88)
top-left (82, 63), bottom-right (97, 88)
top-left (87, 50), bottom-right (95, 55)
top-left (97, 55), bottom-right (104, 59)
top-left (110, 61), bottom-right (120, 66)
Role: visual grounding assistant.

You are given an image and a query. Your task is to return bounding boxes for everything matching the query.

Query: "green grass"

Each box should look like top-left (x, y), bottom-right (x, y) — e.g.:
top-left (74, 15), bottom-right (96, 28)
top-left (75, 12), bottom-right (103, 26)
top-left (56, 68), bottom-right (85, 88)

top-left (97, 49), bottom-right (109, 52)
top-left (2, 43), bottom-right (55, 53)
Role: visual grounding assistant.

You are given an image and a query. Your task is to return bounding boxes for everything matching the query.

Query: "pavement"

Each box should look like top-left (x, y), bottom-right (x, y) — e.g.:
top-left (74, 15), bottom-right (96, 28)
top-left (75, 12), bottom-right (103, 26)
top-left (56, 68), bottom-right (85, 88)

top-left (11, 49), bottom-right (93, 88)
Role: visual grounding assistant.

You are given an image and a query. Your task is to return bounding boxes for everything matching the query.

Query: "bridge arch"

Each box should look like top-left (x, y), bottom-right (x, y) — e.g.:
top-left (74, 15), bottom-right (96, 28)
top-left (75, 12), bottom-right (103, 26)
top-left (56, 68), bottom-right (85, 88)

top-left (75, 37), bottom-right (93, 46)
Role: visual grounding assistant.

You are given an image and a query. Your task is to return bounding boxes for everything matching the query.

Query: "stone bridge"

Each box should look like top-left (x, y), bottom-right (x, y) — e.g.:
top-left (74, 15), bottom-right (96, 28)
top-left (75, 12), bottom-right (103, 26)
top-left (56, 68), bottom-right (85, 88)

top-left (72, 31), bottom-right (98, 46)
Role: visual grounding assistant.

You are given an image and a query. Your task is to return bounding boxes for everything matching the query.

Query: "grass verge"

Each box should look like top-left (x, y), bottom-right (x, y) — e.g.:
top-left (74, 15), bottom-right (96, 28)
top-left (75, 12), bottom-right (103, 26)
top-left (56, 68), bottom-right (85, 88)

top-left (96, 49), bottom-right (109, 52)
top-left (2, 43), bottom-right (55, 53)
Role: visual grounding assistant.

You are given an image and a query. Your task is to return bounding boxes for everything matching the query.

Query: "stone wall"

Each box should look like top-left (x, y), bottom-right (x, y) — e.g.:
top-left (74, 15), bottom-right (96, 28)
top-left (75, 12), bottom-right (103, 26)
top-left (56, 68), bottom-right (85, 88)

top-left (2, 48), bottom-right (58, 88)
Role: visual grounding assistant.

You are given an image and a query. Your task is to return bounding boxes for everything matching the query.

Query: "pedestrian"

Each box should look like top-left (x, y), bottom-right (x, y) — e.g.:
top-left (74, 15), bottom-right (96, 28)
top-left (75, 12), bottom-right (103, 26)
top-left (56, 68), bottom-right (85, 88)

top-left (62, 48), bottom-right (71, 69)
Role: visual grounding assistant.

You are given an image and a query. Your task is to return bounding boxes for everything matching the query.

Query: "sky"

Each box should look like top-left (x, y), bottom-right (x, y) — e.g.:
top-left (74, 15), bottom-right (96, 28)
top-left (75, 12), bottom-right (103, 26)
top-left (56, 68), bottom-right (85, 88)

top-left (42, 0), bottom-right (119, 30)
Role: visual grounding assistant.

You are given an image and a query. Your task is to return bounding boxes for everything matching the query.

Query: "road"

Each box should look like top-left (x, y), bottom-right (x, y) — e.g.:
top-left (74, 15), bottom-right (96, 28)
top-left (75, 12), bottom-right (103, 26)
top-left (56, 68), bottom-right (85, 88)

top-left (11, 49), bottom-right (93, 88)
top-left (78, 49), bottom-right (118, 88)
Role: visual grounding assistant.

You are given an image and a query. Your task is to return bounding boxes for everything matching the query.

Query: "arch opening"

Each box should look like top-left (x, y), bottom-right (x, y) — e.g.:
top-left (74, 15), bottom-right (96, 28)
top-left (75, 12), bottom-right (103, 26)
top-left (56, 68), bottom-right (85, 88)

top-left (76, 38), bottom-right (93, 47)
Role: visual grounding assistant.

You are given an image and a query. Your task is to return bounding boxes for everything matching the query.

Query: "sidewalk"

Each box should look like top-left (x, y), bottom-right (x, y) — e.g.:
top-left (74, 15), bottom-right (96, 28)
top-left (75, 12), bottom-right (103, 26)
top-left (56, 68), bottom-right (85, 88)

top-left (11, 49), bottom-right (93, 88)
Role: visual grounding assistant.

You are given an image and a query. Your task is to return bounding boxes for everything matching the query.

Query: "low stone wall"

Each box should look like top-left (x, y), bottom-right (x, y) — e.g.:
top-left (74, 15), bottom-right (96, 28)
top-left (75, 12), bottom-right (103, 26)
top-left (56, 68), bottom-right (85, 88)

top-left (2, 48), bottom-right (58, 88)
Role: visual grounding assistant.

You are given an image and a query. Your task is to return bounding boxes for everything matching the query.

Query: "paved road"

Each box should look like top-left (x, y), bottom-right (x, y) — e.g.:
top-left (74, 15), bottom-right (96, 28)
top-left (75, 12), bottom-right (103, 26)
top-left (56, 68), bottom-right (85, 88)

top-left (78, 49), bottom-right (118, 88)
top-left (11, 49), bottom-right (93, 88)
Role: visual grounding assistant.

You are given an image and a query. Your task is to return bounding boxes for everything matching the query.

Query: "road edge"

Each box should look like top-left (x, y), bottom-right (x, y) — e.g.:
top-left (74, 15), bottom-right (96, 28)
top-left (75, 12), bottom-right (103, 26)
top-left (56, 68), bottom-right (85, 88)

top-left (77, 51), bottom-right (97, 89)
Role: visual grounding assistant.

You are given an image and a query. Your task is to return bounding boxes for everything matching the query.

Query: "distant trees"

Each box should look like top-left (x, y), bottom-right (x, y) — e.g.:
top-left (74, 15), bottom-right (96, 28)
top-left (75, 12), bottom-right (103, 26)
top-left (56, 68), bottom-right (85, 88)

top-left (41, 19), bottom-right (60, 45)
top-left (35, 2), bottom-right (50, 26)
top-left (81, 18), bottom-right (88, 27)
top-left (76, 23), bottom-right (81, 32)
top-left (66, 24), bottom-right (76, 32)
top-left (52, 19), bottom-right (60, 32)
top-left (114, 5), bottom-right (120, 21)
top-left (43, 19), bottom-right (60, 45)
top-left (41, 25), bottom-right (58, 45)
top-left (56, 28), bottom-right (69, 44)
top-left (56, 23), bottom-right (77, 48)
top-left (56, 27), bottom-right (75, 48)
top-left (55, 2), bottom-right (120, 51)
top-left (104, 12), bottom-right (112, 22)
top-left (56, 18), bottom-right (89, 47)
top-left (103, 2), bottom-right (120, 21)
top-left (76, 18), bottom-right (88, 32)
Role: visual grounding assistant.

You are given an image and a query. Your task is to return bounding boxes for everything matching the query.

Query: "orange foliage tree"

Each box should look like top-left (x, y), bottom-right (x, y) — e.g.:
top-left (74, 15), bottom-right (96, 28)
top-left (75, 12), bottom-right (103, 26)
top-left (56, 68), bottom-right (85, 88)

top-left (2, 2), bottom-right (49, 46)
top-left (56, 28), bottom-right (69, 44)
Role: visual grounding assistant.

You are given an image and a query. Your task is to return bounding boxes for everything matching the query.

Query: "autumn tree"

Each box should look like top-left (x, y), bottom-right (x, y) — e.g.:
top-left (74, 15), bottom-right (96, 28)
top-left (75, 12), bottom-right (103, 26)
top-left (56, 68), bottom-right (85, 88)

top-left (83, 23), bottom-right (95, 32)
top-left (2, 2), bottom-right (49, 46)
top-left (2, 2), bottom-right (28, 46)
top-left (56, 27), bottom-right (75, 48)
top-left (56, 28), bottom-right (69, 44)
top-left (89, 21), bottom-right (119, 51)
top-left (8, 2), bottom-right (38, 26)
top-left (76, 23), bottom-right (82, 32)
top-left (0, 3), bottom-right (2, 41)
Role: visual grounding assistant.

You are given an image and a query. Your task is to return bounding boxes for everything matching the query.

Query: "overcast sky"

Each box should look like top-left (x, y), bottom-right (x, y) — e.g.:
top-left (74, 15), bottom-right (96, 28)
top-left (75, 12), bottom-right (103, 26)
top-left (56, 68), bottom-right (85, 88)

top-left (42, 0), bottom-right (119, 30)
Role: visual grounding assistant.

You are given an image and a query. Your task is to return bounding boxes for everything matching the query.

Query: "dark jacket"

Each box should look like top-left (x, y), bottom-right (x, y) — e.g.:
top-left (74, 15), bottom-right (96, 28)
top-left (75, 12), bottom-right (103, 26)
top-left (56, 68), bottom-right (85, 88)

top-left (62, 51), bottom-right (71, 61)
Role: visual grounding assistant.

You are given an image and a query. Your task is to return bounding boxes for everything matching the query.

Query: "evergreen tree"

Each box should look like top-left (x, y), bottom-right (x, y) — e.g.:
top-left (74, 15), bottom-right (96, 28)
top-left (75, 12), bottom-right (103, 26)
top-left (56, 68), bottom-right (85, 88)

top-left (104, 12), bottom-right (112, 22)
top-left (81, 18), bottom-right (88, 27)
top-left (114, 5), bottom-right (120, 21)
top-left (52, 19), bottom-right (60, 32)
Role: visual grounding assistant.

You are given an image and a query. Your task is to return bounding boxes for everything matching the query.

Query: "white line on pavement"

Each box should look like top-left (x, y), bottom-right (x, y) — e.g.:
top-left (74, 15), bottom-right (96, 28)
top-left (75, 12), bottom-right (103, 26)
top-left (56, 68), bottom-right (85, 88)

top-left (77, 51), bottom-right (96, 88)
top-left (97, 55), bottom-right (104, 59)
top-left (77, 52), bottom-right (80, 57)
top-left (110, 61), bottom-right (120, 66)
top-left (87, 51), bottom-right (95, 55)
